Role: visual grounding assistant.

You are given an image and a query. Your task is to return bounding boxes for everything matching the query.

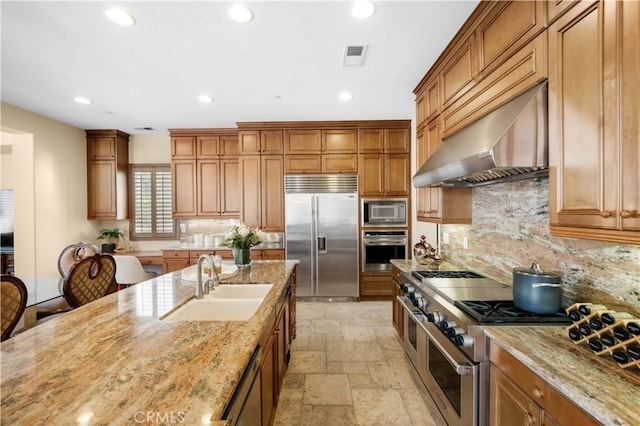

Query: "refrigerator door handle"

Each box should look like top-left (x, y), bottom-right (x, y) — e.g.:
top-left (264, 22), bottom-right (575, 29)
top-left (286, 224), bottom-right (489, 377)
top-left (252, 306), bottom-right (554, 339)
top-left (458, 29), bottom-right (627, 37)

top-left (317, 235), bottom-right (327, 254)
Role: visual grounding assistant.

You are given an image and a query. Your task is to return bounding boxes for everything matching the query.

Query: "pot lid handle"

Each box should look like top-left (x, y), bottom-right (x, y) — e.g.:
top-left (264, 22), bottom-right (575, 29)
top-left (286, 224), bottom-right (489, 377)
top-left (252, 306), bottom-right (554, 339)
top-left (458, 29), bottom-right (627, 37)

top-left (530, 262), bottom-right (543, 274)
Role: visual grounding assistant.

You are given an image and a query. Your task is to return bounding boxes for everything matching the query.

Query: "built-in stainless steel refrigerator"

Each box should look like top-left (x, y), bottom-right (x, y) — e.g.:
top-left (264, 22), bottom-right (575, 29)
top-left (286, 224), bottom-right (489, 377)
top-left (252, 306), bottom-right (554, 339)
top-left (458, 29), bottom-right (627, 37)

top-left (285, 175), bottom-right (358, 299)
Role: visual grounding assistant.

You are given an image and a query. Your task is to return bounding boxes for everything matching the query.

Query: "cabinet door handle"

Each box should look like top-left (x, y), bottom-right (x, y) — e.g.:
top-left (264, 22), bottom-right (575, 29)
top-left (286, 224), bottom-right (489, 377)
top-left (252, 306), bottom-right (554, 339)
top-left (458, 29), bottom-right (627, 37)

top-left (525, 413), bottom-right (534, 426)
top-left (621, 210), bottom-right (638, 218)
top-left (600, 210), bottom-right (613, 218)
top-left (532, 387), bottom-right (543, 399)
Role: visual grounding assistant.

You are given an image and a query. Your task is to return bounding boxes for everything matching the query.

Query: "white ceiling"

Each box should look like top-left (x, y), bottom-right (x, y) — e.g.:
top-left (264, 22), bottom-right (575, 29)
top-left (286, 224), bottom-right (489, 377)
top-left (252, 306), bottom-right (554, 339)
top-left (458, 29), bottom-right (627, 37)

top-left (1, 1), bottom-right (478, 135)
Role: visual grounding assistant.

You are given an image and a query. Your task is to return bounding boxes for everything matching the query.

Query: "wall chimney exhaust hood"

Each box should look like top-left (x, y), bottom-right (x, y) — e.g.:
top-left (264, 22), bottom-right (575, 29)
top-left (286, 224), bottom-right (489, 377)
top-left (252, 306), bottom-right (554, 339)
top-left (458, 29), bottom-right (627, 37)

top-left (413, 81), bottom-right (548, 188)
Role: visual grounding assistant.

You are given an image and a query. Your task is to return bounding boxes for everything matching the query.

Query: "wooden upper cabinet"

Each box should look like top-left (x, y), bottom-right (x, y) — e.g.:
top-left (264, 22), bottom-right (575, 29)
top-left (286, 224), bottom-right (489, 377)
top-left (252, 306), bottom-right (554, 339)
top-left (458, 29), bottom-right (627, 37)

top-left (359, 154), bottom-right (385, 196)
top-left (619, 0), bottom-right (640, 234)
top-left (169, 129), bottom-right (240, 218)
top-left (425, 76), bottom-right (441, 122)
top-left (442, 33), bottom-right (547, 137)
top-left (322, 154), bottom-right (358, 174)
top-left (87, 137), bottom-right (116, 160)
top-left (358, 129), bottom-right (385, 153)
top-left (321, 129), bottom-right (357, 153)
top-left (549, 0), bottom-right (640, 243)
top-left (285, 155), bottom-right (322, 174)
top-left (441, 35), bottom-right (476, 108)
top-left (86, 130), bottom-right (129, 220)
top-left (547, 0), bottom-right (583, 24)
top-left (415, 93), bottom-right (427, 129)
top-left (238, 130), bottom-right (261, 154)
top-left (171, 136), bottom-right (197, 159)
top-left (261, 130), bottom-right (284, 154)
top-left (475, 1), bottom-right (546, 77)
top-left (172, 160), bottom-right (197, 217)
top-left (197, 160), bottom-right (220, 215)
top-left (220, 135), bottom-right (240, 157)
top-left (261, 155), bottom-right (285, 231)
top-left (385, 154), bottom-right (410, 196)
top-left (239, 155), bottom-right (261, 229)
top-left (358, 128), bottom-right (409, 153)
top-left (284, 129), bottom-right (322, 154)
top-left (386, 129), bottom-right (410, 153)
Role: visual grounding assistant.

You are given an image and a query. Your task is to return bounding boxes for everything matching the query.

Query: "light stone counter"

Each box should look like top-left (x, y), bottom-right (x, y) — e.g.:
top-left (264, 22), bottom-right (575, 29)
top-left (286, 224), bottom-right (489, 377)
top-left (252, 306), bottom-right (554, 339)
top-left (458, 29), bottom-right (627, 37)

top-left (1, 260), bottom-right (298, 425)
top-left (486, 327), bottom-right (640, 425)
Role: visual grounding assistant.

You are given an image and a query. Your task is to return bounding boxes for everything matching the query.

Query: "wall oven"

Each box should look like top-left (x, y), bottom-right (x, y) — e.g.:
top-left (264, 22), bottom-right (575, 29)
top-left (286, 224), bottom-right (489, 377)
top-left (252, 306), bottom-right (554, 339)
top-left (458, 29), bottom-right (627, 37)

top-left (399, 295), bottom-right (478, 426)
top-left (362, 230), bottom-right (407, 271)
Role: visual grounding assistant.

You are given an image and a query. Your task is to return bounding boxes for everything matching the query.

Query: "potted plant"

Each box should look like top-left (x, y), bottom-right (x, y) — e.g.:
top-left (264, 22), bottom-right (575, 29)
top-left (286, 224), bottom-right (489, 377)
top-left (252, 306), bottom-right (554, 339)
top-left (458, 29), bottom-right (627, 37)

top-left (221, 224), bottom-right (265, 268)
top-left (97, 228), bottom-right (123, 253)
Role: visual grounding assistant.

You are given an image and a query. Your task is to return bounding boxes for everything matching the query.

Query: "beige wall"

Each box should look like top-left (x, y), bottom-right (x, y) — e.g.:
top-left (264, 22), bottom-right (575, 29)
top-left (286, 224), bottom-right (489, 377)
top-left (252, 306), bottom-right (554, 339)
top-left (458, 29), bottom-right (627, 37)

top-left (1, 102), bottom-right (98, 278)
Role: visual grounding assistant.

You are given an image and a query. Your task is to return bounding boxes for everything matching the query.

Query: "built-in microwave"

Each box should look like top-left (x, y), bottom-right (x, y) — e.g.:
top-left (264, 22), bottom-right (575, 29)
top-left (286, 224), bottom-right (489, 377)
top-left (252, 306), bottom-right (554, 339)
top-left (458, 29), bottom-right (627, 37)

top-left (362, 198), bottom-right (407, 227)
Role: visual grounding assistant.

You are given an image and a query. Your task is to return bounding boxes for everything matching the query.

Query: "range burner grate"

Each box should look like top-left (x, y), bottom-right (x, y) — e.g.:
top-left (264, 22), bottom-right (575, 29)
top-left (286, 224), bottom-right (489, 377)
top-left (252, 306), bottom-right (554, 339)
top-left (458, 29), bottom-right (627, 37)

top-left (411, 270), bottom-right (485, 280)
top-left (454, 300), bottom-right (571, 324)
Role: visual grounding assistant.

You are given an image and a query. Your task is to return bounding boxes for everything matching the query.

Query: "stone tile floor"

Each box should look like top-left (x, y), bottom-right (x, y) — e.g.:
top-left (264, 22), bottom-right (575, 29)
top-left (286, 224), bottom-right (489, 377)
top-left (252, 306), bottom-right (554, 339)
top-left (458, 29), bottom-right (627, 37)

top-left (273, 300), bottom-right (440, 426)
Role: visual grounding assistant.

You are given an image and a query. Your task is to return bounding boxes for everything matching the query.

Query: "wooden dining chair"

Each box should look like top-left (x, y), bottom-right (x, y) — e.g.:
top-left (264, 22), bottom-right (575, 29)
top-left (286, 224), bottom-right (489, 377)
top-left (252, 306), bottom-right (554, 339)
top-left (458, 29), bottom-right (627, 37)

top-left (1, 275), bottom-right (28, 341)
top-left (37, 242), bottom-right (102, 319)
top-left (63, 254), bottom-right (116, 308)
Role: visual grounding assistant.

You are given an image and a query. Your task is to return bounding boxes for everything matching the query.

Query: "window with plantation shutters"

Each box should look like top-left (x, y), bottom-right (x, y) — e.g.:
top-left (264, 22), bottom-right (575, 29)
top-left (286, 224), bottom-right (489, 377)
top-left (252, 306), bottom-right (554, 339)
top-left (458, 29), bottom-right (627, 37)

top-left (129, 165), bottom-right (177, 239)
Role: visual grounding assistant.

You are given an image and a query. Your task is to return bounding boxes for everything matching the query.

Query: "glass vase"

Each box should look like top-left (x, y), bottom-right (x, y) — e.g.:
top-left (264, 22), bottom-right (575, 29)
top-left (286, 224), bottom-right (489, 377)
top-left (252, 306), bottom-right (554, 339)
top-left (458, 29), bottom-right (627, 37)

top-left (232, 247), bottom-right (252, 268)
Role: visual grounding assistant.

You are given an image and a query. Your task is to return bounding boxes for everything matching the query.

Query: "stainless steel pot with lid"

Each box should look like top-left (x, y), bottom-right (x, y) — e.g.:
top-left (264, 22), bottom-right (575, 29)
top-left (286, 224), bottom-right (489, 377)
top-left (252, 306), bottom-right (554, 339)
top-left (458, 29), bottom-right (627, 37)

top-left (512, 262), bottom-right (563, 314)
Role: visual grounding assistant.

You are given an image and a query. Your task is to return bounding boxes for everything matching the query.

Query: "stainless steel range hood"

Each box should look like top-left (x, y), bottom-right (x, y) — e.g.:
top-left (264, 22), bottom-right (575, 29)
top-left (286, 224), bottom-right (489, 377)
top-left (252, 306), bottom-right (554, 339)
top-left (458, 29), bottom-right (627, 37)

top-left (413, 81), bottom-right (548, 188)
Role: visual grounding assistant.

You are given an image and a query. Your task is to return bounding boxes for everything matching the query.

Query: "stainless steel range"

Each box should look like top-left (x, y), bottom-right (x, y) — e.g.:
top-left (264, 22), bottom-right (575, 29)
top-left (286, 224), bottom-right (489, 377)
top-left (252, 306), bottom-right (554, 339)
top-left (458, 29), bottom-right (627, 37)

top-left (397, 269), bottom-right (570, 426)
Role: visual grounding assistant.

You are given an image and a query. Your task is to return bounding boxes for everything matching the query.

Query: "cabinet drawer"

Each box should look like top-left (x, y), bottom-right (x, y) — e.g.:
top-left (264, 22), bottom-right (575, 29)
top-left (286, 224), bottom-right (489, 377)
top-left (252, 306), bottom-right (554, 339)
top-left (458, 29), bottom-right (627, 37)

top-left (136, 256), bottom-right (162, 266)
top-left (285, 155), bottom-right (322, 174)
top-left (322, 154), bottom-right (358, 173)
top-left (489, 341), bottom-right (599, 425)
top-left (162, 250), bottom-right (189, 259)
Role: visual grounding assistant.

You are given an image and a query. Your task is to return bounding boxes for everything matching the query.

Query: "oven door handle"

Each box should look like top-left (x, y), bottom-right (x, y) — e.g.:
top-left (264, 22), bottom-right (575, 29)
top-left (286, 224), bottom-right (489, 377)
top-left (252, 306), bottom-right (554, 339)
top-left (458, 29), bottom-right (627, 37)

top-left (417, 319), bottom-right (475, 376)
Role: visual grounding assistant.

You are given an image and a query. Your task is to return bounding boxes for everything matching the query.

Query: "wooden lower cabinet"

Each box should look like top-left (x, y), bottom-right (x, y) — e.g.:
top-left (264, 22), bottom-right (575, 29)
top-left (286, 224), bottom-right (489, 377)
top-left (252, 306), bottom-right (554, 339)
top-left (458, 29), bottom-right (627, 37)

top-left (260, 276), bottom-right (294, 426)
top-left (359, 271), bottom-right (393, 300)
top-left (391, 266), bottom-right (404, 339)
top-left (489, 341), bottom-right (599, 426)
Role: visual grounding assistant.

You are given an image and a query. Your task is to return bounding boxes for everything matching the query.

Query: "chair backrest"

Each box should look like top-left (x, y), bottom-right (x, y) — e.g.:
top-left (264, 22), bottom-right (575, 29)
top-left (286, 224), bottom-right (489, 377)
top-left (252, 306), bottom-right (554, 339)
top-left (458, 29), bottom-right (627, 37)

top-left (113, 255), bottom-right (155, 285)
top-left (57, 242), bottom-right (100, 277)
top-left (1, 275), bottom-right (28, 341)
top-left (63, 254), bottom-right (116, 308)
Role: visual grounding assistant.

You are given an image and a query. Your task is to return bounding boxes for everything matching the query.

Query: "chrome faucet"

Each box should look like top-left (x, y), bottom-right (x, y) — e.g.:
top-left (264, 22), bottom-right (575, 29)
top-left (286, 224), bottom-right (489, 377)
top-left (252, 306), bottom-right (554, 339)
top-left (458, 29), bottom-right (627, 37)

top-left (195, 254), bottom-right (219, 299)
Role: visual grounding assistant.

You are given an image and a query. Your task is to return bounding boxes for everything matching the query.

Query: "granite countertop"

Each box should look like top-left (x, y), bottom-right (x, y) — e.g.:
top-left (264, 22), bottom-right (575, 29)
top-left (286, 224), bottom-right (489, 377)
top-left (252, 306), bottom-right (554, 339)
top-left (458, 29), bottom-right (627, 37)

top-left (486, 327), bottom-right (640, 426)
top-left (1, 260), bottom-right (298, 425)
top-left (391, 259), bottom-right (477, 275)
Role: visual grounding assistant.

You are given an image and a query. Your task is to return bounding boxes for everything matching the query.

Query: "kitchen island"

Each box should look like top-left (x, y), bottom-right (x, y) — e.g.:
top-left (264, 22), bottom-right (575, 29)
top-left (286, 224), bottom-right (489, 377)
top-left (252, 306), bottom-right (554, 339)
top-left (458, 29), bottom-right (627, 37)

top-left (1, 260), bottom-right (297, 425)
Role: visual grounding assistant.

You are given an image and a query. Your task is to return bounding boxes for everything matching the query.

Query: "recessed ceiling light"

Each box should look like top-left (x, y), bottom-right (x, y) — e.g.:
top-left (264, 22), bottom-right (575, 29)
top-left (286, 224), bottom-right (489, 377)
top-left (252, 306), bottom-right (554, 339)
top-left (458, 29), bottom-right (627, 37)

top-left (198, 95), bottom-right (213, 103)
top-left (351, 1), bottom-right (375, 20)
top-left (105, 9), bottom-right (136, 26)
top-left (228, 5), bottom-right (253, 23)
top-left (74, 96), bottom-right (92, 105)
top-left (339, 92), bottom-right (353, 101)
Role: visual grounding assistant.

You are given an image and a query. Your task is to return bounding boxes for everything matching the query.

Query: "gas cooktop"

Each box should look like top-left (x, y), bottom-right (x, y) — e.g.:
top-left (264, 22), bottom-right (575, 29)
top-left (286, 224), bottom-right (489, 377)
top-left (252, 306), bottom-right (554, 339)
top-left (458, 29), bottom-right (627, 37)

top-left (454, 300), bottom-right (572, 324)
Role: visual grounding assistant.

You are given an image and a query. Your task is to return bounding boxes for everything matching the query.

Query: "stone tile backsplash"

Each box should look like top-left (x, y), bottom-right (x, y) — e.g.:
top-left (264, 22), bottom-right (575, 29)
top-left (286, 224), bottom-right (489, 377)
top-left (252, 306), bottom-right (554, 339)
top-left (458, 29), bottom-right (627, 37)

top-left (441, 178), bottom-right (640, 312)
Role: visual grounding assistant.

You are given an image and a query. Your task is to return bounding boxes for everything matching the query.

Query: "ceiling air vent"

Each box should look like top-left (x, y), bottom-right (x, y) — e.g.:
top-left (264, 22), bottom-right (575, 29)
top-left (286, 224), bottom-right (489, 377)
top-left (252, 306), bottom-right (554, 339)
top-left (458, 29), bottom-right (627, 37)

top-left (133, 127), bottom-right (155, 131)
top-left (343, 44), bottom-right (367, 67)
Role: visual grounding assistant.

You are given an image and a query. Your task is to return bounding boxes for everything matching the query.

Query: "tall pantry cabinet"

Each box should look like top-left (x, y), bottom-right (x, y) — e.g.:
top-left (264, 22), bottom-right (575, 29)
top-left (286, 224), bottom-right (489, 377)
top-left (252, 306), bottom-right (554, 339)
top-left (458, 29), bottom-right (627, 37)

top-left (86, 129), bottom-right (129, 220)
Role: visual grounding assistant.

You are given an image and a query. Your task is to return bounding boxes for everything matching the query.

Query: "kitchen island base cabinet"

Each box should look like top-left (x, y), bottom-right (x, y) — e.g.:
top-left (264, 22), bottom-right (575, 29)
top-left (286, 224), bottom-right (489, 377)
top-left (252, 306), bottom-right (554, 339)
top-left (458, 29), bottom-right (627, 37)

top-left (391, 266), bottom-right (404, 339)
top-left (489, 341), bottom-right (599, 426)
top-left (260, 276), bottom-right (294, 426)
